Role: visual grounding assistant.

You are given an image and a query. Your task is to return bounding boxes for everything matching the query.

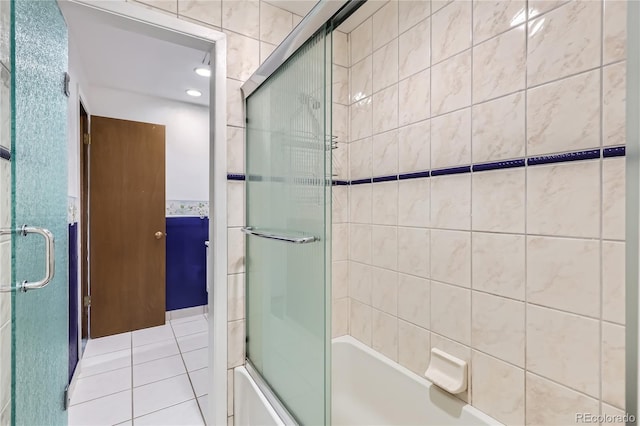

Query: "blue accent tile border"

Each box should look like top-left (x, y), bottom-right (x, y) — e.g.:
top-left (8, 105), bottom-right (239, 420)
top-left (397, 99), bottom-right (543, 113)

top-left (228, 146), bottom-right (626, 185)
top-left (0, 146), bottom-right (9, 161)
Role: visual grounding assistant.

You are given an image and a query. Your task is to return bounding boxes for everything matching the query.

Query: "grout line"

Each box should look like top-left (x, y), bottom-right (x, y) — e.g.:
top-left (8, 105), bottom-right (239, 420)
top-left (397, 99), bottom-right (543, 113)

top-left (598, 0), bottom-right (606, 414)
top-left (133, 398), bottom-right (202, 422)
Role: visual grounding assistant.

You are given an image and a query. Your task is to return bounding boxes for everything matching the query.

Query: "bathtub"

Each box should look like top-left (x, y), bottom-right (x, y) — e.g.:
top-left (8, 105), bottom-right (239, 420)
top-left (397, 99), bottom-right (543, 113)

top-left (235, 336), bottom-right (502, 426)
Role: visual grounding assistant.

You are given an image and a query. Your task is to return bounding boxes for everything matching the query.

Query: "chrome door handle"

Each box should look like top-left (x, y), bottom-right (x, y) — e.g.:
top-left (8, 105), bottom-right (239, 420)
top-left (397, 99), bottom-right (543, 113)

top-left (241, 226), bottom-right (319, 244)
top-left (0, 225), bottom-right (55, 292)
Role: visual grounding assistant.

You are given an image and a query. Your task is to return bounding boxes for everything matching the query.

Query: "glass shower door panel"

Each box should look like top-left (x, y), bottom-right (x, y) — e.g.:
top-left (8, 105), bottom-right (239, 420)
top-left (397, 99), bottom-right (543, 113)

top-left (246, 29), bottom-right (331, 425)
top-left (11, 0), bottom-right (69, 424)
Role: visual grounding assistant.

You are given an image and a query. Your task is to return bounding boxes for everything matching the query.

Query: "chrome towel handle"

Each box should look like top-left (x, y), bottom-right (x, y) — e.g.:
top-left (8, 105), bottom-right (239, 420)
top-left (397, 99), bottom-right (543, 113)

top-left (0, 225), bottom-right (55, 292)
top-left (241, 226), bottom-right (319, 244)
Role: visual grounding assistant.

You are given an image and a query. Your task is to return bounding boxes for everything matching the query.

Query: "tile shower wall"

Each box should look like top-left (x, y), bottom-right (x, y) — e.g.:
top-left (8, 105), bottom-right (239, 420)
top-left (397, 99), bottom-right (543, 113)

top-left (0, 0), bottom-right (10, 422)
top-left (342, 0), bottom-right (627, 424)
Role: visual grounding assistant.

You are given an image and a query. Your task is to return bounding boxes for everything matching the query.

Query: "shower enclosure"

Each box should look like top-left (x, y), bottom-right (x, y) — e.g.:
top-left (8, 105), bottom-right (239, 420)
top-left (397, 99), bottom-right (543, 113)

top-left (243, 23), bottom-right (333, 426)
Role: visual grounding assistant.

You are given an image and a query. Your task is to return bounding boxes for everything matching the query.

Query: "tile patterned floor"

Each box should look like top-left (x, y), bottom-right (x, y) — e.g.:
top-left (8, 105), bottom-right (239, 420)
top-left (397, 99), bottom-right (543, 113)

top-left (69, 314), bottom-right (209, 426)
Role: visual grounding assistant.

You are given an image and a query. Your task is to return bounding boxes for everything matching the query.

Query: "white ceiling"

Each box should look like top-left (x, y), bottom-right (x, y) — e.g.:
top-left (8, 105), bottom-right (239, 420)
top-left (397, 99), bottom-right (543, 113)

top-left (61, 3), bottom-right (210, 106)
top-left (264, 0), bottom-right (318, 17)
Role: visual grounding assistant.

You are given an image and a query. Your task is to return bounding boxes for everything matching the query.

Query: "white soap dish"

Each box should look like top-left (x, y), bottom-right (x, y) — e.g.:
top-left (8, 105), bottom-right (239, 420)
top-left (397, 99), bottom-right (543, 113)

top-left (424, 348), bottom-right (468, 394)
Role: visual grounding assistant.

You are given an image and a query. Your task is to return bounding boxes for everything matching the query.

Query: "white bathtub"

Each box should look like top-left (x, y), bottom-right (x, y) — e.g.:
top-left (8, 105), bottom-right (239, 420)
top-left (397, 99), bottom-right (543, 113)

top-left (235, 336), bottom-right (502, 426)
top-left (332, 336), bottom-right (502, 426)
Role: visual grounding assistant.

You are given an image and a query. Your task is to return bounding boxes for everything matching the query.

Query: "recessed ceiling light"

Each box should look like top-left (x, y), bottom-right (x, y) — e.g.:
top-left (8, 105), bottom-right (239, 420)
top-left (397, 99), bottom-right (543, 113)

top-left (194, 66), bottom-right (211, 77)
top-left (186, 89), bottom-right (202, 97)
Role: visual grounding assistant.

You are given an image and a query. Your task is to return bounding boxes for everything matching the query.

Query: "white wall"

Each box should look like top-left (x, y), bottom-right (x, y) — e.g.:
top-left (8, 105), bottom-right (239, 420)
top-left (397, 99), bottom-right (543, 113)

top-left (87, 86), bottom-right (209, 202)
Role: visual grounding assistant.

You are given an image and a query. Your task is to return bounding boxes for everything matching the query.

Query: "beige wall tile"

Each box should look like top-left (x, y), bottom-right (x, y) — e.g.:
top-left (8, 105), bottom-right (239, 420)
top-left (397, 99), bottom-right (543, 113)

top-left (472, 168), bottom-right (525, 233)
top-left (349, 184), bottom-right (372, 224)
top-left (333, 141), bottom-right (349, 180)
top-left (372, 309), bottom-right (398, 361)
top-left (399, 69), bottom-right (431, 126)
top-left (333, 31), bottom-right (349, 67)
top-left (603, 241), bottom-right (625, 325)
top-left (372, 40), bottom-right (399, 93)
top-left (397, 273), bottom-right (430, 328)
top-left (349, 224), bottom-right (372, 264)
top-left (431, 281), bottom-right (471, 344)
top-left (527, 70), bottom-right (600, 156)
top-left (350, 262), bottom-right (372, 304)
top-left (431, 0), bottom-right (471, 64)
top-left (472, 92), bottom-right (525, 163)
top-left (227, 126), bottom-right (244, 174)
top-left (398, 178), bottom-right (429, 227)
top-left (351, 19), bottom-right (373, 65)
top-left (332, 261), bottom-right (349, 300)
top-left (431, 173), bottom-right (471, 230)
top-left (332, 298), bottom-right (349, 337)
top-left (135, 0), bottom-right (177, 14)
top-left (259, 2), bottom-right (292, 45)
top-left (525, 372), bottom-right (599, 426)
top-left (397, 227), bottom-right (430, 278)
top-left (227, 228), bottom-right (245, 274)
top-left (527, 1), bottom-right (601, 86)
top-left (603, 0), bottom-right (627, 64)
top-left (259, 41), bottom-right (276, 64)
top-left (178, 0), bottom-right (221, 27)
top-left (371, 268), bottom-right (398, 315)
top-left (227, 182), bottom-right (244, 227)
top-left (603, 157), bottom-right (625, 240)
top-left (526, 161), bottom-right (600, 238)
top-left (227, 274), bottom-right (245, 321)
top-left (603, 61), bottom-right (626, 147)
top-left (398, 319), bottom-right (430, 375)
top-left (333, 65), bottom-right (349, 106)
top-left (350, 56), bottom-right (372, 103)
top-left (471, 351), bottom-right (525, 425)
top-left (430, 229), bottom-right (471, 288)
top-left (372, 225), bottom-right (398, 270)
top-left (373, 130), bottom-right (398, 177)
top-left (226, 79), bottom-right (244, 127)
top-left (399, 18), bottom-right (430, 80)
top-left (526, 305), bottom-right (599, 396)
top-left (372, 84), bottom-right (399, 134)
top-left (0, 160), bottom-right (9, 232)
top-left (601, 404), bottom-right (626, 426)
top-left (472, 232), bottom-right (525, 300)
top-left (472, 25), bottom-right (526, 103)
top-left (332, 185), bottom-right (348, 224)
top-left (372, 1), bottom-right (399, 50)
top-left (372, 181), bottom-right (399, 225)
top-left (431, 51), bottom-right (471, 116)
top-left (602, 322), bottom-right (625, 409)
top-left (350, 299), bottom-right (372, 346)
top-left (528, 0), bottom-right (569, 18)
top-left (333, 104), bottom-right (349, 143)
top-left (227, 320), bottom-right (245, 368)
top-left (398, 120), bottom-right (430, 173)
top-left (349, 138), bottom-right (373, 180)
top-left (0, 240), bottom-right (9, 326)
top-left (430, 333), bottom-right (470, 402)
top-left (472, 0), bottom-right (526, 43)
top-left (399, 1), bottom-right (431, 34)
top-left (430, 108), bottom-right (471, 169)
top-left (350, 98), bottom-right (373, 140)
top-left (472, 292), bottom-right (525, 366)
top-left (222, 0), bottom-right (259, 38)
top-left (333, 224), bottom-right (349, 261)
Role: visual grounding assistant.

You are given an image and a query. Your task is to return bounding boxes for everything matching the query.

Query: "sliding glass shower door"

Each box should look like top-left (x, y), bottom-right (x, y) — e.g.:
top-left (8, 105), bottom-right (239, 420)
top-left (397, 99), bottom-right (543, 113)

top-left (245, 28), bottom-right (332, 425)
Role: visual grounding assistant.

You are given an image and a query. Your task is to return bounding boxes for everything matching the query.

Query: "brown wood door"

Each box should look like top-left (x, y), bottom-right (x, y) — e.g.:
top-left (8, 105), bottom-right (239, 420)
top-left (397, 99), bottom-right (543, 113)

top-left (90, 116), bottom-right (166, 338)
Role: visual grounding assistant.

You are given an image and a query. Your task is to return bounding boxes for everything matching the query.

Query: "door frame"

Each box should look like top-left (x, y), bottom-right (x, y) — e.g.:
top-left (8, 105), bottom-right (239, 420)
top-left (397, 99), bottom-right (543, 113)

top-left (62, 2), bottom-right (227, 424)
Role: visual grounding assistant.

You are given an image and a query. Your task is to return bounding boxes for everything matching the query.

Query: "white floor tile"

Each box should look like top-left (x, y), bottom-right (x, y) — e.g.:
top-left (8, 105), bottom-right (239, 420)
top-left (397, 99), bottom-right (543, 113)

top-left (134, 399), bottom-right (204, 426)
top-left (79, 349), bottom-right (131, 378)
top-left (188, 368), bottom-right (208, 397)
top-left (133, 339), bottom-right (180, 365)
top-left (133, 374), bottom-right (195, 418)
top-left (132, 324), bottom-right (174, 347)
top-left (115, 422), bottom-right (133, 426)
top-left (69, 390), bottom-right (131, 426)
top-left (172, 318), bottom-right (208, 338)
top-left (177, 332), bottom-right (208, 354)
top-left (83, 333), bottom-right (131, 358)
top-left (197, 395), bottom-right (208, 424)
top-left (71, 367), bottom-right (131, 406)
top-left (182, 348), bottom-right (208, 372)
top-left (133, 355), bottom-right (186, 387)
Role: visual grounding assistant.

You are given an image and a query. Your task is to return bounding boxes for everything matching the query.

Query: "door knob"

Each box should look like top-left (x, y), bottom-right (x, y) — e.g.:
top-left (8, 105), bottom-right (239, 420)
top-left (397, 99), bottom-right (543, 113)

top-left (155, 231), bottom-right (165, 239)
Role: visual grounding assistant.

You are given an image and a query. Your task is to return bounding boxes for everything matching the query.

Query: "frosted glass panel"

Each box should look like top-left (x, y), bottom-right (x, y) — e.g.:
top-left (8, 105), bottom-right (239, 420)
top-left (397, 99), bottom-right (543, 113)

top-left (11, 0), bottom-right (68, 424)
top-left (246, 29), bottom-right (332, 425)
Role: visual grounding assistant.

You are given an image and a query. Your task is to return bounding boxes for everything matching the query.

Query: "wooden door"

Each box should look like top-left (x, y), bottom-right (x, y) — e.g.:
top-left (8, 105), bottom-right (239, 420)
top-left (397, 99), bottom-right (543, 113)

top-left (90, 116), bottom-right (166, 338)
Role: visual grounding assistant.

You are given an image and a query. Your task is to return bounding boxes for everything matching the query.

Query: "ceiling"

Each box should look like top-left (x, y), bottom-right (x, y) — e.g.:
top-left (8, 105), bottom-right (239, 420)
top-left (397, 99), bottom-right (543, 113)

top-left (264, 0), bottom-right (318, 17)
top-left (61, 3), bottom-right (210, 106)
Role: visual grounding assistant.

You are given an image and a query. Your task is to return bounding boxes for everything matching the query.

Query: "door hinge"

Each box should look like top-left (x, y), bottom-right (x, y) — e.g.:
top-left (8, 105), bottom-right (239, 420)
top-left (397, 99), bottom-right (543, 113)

top-left (83, 295), bottom-right (91, 307)
top-left (63, 72), bottom-right (70, 97)
top-left (64, 385), bottom-right (70, 410)
top-left (83, 133), bottom-right (91, 145)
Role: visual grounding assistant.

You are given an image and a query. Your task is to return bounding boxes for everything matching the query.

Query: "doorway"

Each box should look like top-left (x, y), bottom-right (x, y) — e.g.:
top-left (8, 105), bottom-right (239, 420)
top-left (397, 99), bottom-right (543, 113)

top-left (58, 1), bottom-right (228, 425)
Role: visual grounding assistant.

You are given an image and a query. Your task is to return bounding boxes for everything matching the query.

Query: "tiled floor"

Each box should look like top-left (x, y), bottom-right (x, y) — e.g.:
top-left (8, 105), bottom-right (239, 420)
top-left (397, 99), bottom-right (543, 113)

top-left (69, 314), bottom-right (209, 426)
